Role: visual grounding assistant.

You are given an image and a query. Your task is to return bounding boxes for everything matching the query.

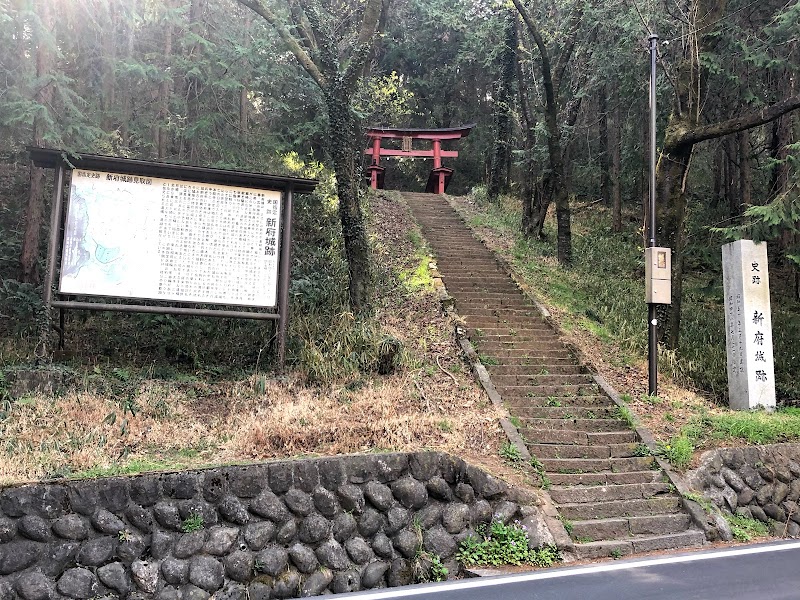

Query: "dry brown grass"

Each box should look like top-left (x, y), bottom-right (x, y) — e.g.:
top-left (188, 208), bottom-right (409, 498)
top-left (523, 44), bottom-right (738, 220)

top-left (0, 193), bottom-right (515, 486)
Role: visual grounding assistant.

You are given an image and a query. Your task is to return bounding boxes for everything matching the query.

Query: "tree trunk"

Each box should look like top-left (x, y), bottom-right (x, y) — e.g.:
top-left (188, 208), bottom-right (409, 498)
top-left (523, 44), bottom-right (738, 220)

top-left (101, 2), bottom-right (117, 132)
top-left (20, 0), bottom-right (54, 285)
top-left (610, 89), bottom-right (622, 233)
top-left (120, 0), bottom-right (137, 147)
top-left (487, 15), bottom-right (516, 202)
top-left (240, 12), bottom-right (252, 141)
top-left (599, 85), bottom-right (610, 205)
top-left (155, 0), bottom-right (174, 159)
top-left (712, 143), bottom-right (723, 207)
top-left (325, 92), bottom-right (371, 311)
top-left (738, 129), bottom-right (751, 211)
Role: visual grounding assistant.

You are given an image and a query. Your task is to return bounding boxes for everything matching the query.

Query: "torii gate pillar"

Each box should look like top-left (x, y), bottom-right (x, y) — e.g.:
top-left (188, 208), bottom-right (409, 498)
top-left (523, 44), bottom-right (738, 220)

top-left (365, 124), bottom-right (475, 194)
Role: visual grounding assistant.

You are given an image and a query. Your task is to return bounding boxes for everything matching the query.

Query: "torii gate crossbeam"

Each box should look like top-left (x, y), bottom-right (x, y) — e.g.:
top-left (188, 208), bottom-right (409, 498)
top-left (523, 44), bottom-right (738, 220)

top-left (365, 124), bottom-right (475, 194)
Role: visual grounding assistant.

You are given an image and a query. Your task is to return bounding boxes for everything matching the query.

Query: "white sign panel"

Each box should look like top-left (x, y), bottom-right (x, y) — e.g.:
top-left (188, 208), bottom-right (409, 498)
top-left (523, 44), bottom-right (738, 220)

top-left (722, 240), bottom-right (776, 410)
top-left (60, 170), bottom-right (282, 307)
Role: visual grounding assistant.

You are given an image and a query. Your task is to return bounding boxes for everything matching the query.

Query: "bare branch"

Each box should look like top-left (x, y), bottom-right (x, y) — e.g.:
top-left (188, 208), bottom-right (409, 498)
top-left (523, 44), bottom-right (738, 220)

top-left (236, 0), bottom-right (327, 88)
top-left (679, 93), bottom-right (800, 147)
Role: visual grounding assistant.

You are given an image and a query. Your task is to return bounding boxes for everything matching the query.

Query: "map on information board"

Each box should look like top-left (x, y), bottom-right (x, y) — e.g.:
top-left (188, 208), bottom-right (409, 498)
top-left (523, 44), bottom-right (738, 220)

top-left (59, 170), bottom-right (282, 307)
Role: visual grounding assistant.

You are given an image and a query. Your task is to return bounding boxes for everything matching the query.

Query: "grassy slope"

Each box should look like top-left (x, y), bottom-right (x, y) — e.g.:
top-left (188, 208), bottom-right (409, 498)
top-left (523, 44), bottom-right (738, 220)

top-left (450, 191), bottom-right (800, 468)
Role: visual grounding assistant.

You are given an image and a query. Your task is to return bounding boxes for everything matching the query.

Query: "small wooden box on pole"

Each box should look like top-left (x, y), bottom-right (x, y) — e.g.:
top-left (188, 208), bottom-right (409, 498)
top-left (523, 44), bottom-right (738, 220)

top-left (722, 240), bottom-right (776, 411)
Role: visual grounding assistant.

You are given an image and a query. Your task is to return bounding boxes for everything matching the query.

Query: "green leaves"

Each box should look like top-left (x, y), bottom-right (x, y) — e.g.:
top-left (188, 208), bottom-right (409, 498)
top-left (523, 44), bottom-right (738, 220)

top-left (456, 521), bottom-right (561, 567)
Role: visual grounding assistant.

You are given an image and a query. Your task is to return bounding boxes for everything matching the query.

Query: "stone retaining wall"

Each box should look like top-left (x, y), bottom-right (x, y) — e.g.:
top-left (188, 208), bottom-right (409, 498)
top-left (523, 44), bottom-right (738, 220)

top-left (0, 452), bottom-right (549, 600)
top-left (686, 444), bottom-right (800, 537)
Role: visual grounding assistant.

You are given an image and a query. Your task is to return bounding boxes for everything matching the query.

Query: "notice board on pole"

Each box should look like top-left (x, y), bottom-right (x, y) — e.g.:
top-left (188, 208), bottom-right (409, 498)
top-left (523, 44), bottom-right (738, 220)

top-left (60, 170), bottom-right (283, 308)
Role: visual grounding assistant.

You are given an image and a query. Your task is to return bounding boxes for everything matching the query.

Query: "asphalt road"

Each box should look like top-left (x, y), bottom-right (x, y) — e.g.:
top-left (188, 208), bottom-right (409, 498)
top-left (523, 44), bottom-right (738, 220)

top-left (339, 540), bottom-right (800, 600)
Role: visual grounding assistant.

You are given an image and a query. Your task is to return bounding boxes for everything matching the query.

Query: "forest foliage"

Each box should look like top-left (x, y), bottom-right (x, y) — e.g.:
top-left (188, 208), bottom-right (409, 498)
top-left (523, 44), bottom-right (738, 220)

top-left (0, 0), bottom-right (798, 401)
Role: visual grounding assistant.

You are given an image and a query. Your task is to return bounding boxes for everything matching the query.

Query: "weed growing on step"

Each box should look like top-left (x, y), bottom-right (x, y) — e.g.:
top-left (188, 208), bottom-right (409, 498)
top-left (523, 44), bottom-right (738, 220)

top-left (478, 354), bottom-right (499, 366)
top-left (617, 406), bottom-right (636, 428)
top-left (610, 548), bottom-right (625, 559)
top-left (509, 415), bottom-right (522, 428)
top-left (632, 443), bottom-right (652, 457)
top-left (558, 516), bottom-right (573, 535)
top-left (499, 442), bottom-right (523, 465)
top-left (658, 436), bottom-right (694, 470)
top-left (545, 396), bottom-right (562, 407)
top-left (456, 521), bottom-right (561, 567)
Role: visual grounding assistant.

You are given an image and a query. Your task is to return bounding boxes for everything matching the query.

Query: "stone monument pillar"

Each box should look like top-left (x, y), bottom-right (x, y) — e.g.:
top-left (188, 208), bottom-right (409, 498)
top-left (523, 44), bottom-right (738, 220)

top-left (722, 240), bottom-right (776, 411)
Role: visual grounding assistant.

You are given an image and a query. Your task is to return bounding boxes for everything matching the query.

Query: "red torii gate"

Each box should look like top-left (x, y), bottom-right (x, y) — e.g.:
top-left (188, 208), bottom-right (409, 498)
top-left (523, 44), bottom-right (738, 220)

top-left (365, 124), bottom-right (476, 194)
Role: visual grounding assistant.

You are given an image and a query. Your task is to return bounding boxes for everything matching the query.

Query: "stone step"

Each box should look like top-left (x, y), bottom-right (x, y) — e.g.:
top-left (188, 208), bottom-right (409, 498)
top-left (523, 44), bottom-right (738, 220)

top-left (480, 348), bottom-right (575, 359)
top-left (488, 356), bottom-right (578, 367)
top-left (491, 374), bottom-right (596, 388)
top-left (470, 328), bottom-right (554, 338)
top-left (549, 482), bottom-right (672, 504)
top-left (570, 513), bottom-right (693, 542)
top-left (489, 365), bottom-right (586, 376)
top-left (573, 530), bottom-right (706, 560)
top-left (447, 284), bottom-right (522, 295)
top-left (504, 395), bottom-right (613, 407)
top-left (526, 442), bottom-right (639, 460)
top-left (498, 385), bottom-right (603, 398)
top-left (557, 496), bottom-right (684, 520)
top-left (548, 470), bottom-right (664, 486)
top-left (520, 419), bottom-right (632, 433)
top-left (476, 338), bottom-right (565, 349)
top-left (513, 405), bottom-right (616, 419)
top-left (540, 456), bottom-right (656, 474)
top-left (522, 429), bottom-right (637, 446)
top-left (459, 308), bottom-right (541, 319)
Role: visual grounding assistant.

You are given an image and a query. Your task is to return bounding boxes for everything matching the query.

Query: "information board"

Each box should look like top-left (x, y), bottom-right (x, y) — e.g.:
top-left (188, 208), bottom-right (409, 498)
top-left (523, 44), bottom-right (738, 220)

top-left (59, 170), bottom-right (282, 307)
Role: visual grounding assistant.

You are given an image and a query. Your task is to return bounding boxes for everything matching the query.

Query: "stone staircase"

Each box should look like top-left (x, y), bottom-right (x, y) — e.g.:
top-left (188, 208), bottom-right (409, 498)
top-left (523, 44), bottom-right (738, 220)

top-left (401, 191), bottom-right (705, 559)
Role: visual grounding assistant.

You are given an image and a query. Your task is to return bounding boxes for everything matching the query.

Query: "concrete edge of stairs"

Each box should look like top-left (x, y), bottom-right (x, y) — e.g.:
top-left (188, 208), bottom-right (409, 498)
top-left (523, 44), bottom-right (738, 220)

top-left (399, 192), bottom-right (721, 554)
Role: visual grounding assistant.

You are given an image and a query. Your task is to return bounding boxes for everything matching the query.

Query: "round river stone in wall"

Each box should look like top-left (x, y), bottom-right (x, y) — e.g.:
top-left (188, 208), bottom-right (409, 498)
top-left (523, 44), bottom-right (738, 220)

top-left (255, 544), bottom-right (289, 577)
top-left (57, 568), bottom-right (99, 599)
top-left (315, 539), bottom-right (350, 570)
top-left (426, 477), bottom-right (453, 502)
top-left (243, 521), bottom-right (275, 551)
top-left (364, 482), bottom-right (394, 512)
top-left (283, 490), bottom-right (314, 516)
top-left (18, 516), bottom-right (52, 542)
top-left (391, 478), bottom-right (427, 510)
top-left (188, 556), bottom-right (225, 592)
top-left (91, 509), bottom-right (126, 535)
top-left (337, 485), bottom-right (365, 514)
top-left (249, 491), bottom-right (289, 523)
top-left (204, 527), bottom-right (239, 555)
top-left (217, 496), bottom-right (249, 526)
top-left (312, 486), bottom-right (340, 518)
top-left (333, 512), bottom-right (357, 543)
top-left (97, 563), bottom-right (131, 596)
top-left (298, 513), bottom-right (331, 544)
top-left (287, 543), bottom-right (318, 574)
top-left (15, 572), bottom-right (56, 600)
top-left (223, 551), bottom-right (254, 583)
top-left (361, 560), bottom-right (390, 589)
top-left (161, 558), bottom-right (190, 586)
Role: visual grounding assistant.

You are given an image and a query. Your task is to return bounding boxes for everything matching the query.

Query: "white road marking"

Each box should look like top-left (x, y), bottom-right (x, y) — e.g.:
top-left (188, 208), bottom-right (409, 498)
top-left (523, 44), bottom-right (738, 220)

top-left (345, 541), bottom-right (800, 599)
